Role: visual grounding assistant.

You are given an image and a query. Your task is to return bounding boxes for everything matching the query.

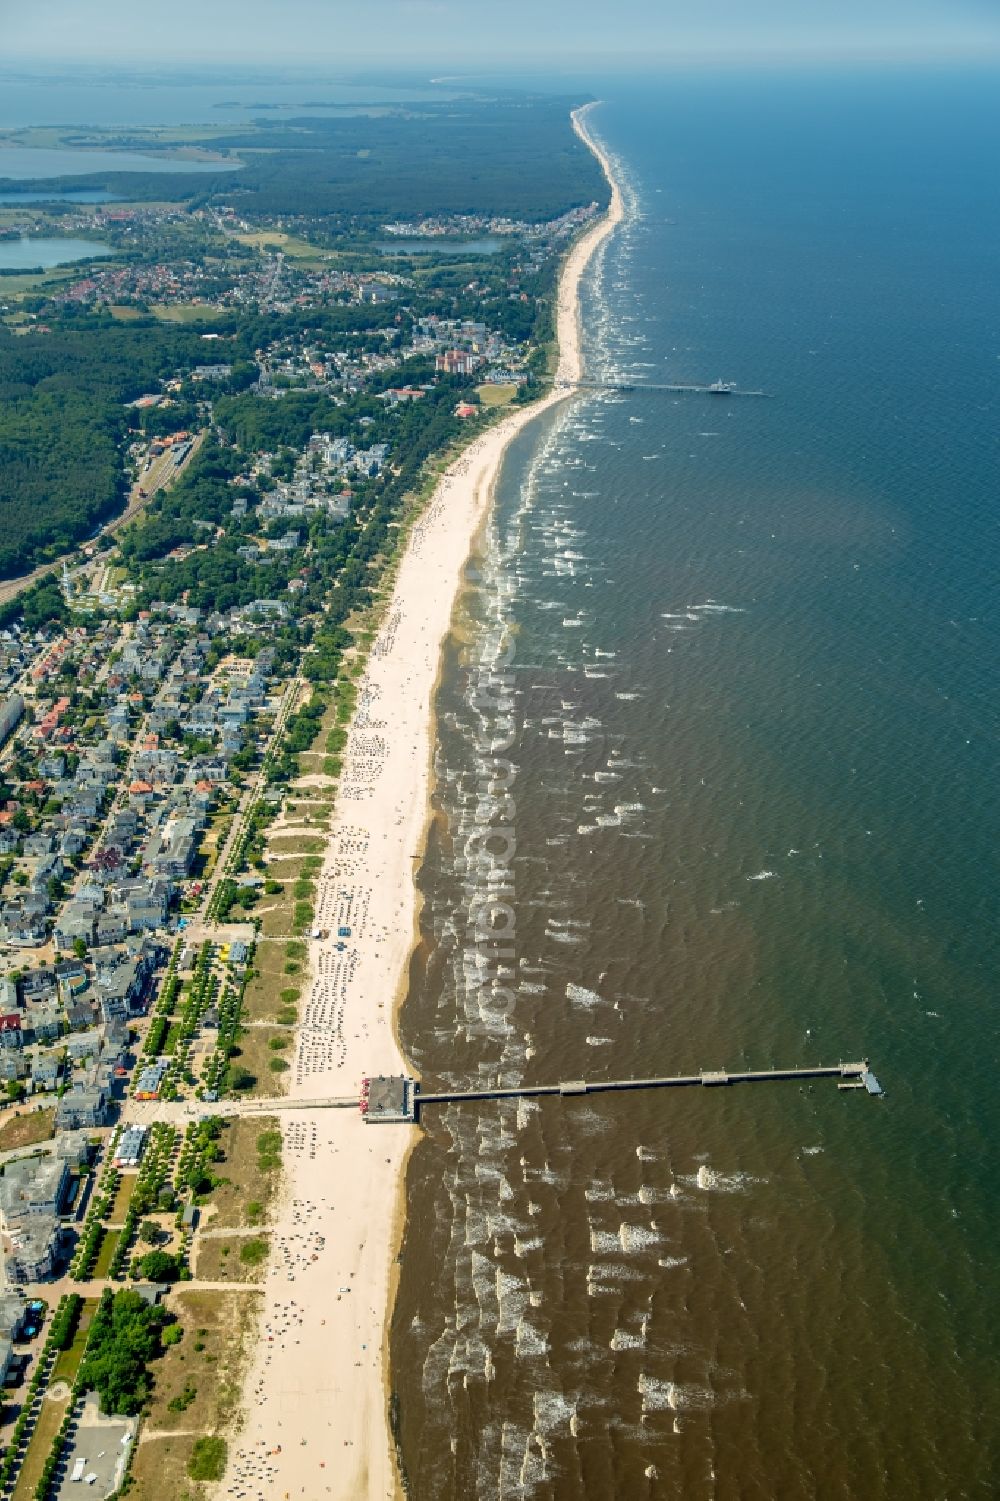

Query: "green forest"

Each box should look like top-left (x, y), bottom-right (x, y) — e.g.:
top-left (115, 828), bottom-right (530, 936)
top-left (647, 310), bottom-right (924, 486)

top-left (0, 322), bottom-right (208, 578)
top-left (1, 96), bottom-right (607, 226)
top-left (77, 1288), bottom-right (172, 1416)
top-left (0, 300), bottom-right (413, 578)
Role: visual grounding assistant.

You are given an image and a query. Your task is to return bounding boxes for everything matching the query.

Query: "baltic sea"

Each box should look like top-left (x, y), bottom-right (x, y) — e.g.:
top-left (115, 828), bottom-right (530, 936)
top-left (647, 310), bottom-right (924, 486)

top-left (392, 68), bottom-right (1000, 1500)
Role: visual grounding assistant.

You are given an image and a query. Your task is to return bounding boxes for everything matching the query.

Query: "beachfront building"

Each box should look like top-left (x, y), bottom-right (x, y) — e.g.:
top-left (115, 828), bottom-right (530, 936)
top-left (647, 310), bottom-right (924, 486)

top-left (0, 1156), bottom-right (69, 1283)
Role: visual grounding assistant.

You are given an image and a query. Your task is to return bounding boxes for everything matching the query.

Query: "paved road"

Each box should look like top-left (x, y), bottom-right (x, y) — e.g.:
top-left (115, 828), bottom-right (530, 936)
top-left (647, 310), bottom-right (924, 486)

top-left (124, 1092), bottom-right (356, 1127)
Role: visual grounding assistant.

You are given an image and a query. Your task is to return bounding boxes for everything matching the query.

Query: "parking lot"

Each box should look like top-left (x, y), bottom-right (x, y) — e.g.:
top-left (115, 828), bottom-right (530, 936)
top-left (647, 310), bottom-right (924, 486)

top-left (55, 1395), bottom-right (136, 1499)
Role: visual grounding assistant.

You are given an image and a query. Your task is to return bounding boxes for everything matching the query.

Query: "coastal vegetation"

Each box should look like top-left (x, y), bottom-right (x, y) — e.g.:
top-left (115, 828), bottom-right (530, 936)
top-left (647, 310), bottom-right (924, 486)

top-left (188, 1436), bottom-right (227, 1482)
top-left (129, 1291), bottom-right (255, 1499)
top-left (76, 1288), bottom-right (172, 1417)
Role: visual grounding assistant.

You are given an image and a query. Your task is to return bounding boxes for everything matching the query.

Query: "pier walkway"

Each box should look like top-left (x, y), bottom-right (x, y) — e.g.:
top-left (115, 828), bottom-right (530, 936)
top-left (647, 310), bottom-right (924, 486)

top-left (419, 1061), bottom-right (873, 1108)
top-left (119, 1063), bottom-right (882, 1132)
top-left (360, 1061), bottom-right (882, 1124)
top-left (558, 378), bottom-right (770, 399)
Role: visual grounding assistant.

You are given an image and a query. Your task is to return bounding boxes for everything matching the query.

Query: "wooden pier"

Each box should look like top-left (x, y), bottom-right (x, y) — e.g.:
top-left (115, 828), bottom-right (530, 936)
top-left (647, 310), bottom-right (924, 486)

top-left (358, 1061), bottom-right (882, 1123)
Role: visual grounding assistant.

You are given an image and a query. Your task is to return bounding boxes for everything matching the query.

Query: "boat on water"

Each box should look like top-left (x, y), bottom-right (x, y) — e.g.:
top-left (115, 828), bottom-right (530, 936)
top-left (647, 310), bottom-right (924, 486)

top-left (708, 379), bottom-right (737, 394)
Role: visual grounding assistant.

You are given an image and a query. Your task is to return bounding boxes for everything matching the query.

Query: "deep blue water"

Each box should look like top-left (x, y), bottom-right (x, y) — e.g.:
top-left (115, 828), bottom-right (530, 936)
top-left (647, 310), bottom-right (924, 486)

top-left (393, 69), bottom-right (999, 1499)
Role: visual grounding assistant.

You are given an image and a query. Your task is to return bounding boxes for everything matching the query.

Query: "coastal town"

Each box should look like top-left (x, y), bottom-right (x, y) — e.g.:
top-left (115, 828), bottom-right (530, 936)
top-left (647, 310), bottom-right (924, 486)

top-left (0, 86), bottom-right (613, 1498)
top-left (2, 9), bottom-right (990, 1499)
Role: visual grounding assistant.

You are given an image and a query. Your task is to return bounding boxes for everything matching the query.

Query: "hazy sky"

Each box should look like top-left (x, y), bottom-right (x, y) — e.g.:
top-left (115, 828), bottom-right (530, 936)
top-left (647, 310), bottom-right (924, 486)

top-left (3, 0), bottom-right (999, 67)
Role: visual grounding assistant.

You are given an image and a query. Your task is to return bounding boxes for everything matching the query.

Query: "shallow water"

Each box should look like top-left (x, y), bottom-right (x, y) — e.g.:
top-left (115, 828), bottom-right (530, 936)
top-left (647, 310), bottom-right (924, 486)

top-left (0, 145), bottom-right (241, 179)
top-left (377, 238), bottom-right (503, 256)
top-left (0, 236), bottom-right (111, 270)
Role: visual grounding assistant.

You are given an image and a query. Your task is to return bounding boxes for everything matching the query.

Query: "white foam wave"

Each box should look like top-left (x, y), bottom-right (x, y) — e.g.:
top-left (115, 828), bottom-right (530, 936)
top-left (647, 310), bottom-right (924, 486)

top-left (566, 982), bottom-right (606, 1008)
top-left (691, 1165), bottom-right (764, 1194)
top-left (610, 1328), bottom-right (646, 1350)
top-left (619, 1223), bottom-right (662, 1253)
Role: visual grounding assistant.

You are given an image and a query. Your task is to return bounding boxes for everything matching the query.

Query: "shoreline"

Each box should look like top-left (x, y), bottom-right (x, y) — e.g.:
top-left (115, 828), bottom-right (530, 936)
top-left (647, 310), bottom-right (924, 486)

top-left (217, 103), bottom-right (623, 1501)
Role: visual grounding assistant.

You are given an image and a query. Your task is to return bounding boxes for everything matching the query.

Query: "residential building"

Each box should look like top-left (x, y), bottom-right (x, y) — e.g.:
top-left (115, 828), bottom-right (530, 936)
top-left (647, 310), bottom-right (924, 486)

top-left (19, 970), bottom-right (57, 1004)
top-left (33, 1054), bottom-right (61, 1089)
top-left (0, 1014), bottom-right (22, 1050)
top-left (96, 951), bottom-right (153, 1022)
top-left (55, 1085), bottom-right (108, 1132)
top-left (0, 1054), bottom-right (27, 1082)
top-left (26, 1005), bottom-right (61, 1045)
top-left (0, 896), bottom-right (51, 945)
top-left (143, 815), bottom-right (198, 880)
top-left (55, 959), bottom-right (88, 1002)
top-left (0, 1156), bottom-right (68, 1282)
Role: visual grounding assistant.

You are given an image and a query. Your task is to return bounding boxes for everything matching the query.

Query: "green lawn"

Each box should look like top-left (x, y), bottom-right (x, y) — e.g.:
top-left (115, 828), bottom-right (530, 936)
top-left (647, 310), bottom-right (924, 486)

top-left (50, 1298), bottom-right (100, 1383)
top-left (234, 230), bottom-right (326, 259)
top-left (476, 382), bottom-right (518, 407)
top-left (109, 1175), bottom-right (136, 1223)
top-left (0, 265), bottom-right (79, 301)
top-left (151, 303), bottom-right (227, 323)
top-left (92, 1228), bottom-right (120, 1278)
top-left (11, 1390), bottom-right (70, 1501)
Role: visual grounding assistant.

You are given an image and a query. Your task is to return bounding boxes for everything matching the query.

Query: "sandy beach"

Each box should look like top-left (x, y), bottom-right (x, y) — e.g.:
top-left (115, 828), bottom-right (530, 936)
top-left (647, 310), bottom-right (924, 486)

top-left (219, 105), bottom-right (623, 1501)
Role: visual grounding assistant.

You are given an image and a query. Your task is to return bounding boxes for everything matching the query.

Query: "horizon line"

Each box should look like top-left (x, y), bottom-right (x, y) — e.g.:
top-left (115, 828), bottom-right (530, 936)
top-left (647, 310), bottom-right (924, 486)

top-left (2, 46), bottom-right (1000, 71)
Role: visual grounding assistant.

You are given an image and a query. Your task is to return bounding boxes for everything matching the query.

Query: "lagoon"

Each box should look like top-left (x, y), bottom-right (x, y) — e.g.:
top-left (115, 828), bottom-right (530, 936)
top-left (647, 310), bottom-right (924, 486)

top-left (377, 237), bottom-right (502, 256)
top-left (0, 146), bottom-right (241, 180)
top-left (0, 236), bottom-right (112, 270)
top-left (0, 72), bottom-right (462, 131)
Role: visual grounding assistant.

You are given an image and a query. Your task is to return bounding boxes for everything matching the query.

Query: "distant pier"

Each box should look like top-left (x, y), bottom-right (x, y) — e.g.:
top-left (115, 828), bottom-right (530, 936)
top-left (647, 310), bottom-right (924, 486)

top-left (359, 1061), bottom-right (883, 1124)
top-left (557, 378), bottom-right (770, 399)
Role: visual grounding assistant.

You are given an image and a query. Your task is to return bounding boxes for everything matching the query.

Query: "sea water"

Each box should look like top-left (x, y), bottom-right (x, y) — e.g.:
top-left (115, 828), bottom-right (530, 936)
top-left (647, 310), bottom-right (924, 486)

top-left (392, 68), bottom-right (999, 1499)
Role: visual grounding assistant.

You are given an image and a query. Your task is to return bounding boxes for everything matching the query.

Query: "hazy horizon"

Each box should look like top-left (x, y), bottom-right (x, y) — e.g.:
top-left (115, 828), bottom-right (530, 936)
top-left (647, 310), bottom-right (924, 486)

top-left (2, 0), bottom-right (998, 68)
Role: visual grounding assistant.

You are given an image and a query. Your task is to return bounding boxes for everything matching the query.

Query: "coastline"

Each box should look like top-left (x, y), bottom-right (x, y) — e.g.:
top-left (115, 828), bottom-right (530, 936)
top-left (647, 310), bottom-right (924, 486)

top-left (217, 103), bottom-right (623, 1501)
